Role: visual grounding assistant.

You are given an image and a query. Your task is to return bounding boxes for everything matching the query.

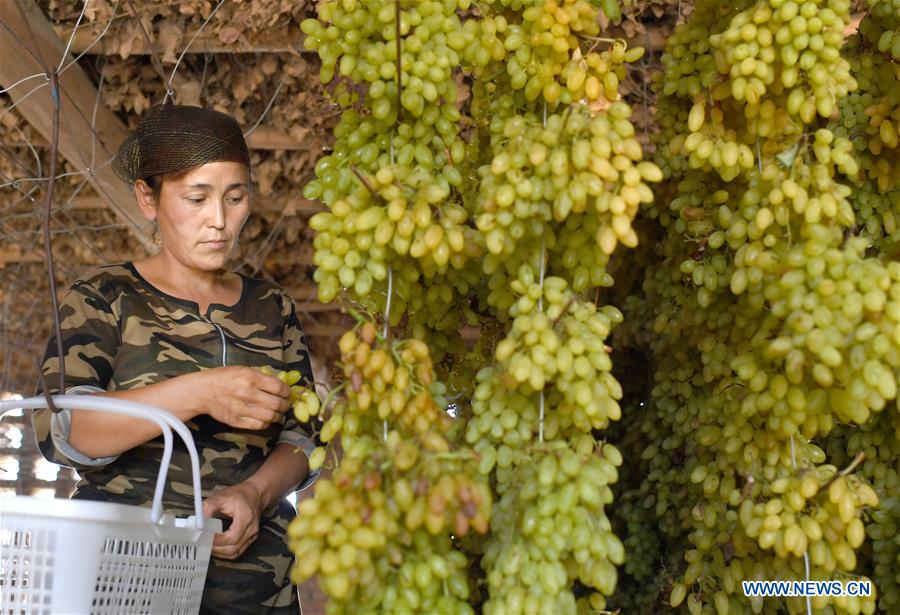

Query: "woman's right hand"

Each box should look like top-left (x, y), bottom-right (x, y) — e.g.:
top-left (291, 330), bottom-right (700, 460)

top-left (197, 366), bottom-right (291, 430)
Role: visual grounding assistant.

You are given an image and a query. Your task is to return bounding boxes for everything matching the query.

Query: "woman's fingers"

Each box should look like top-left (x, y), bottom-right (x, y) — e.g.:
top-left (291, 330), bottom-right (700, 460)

top-left (253, 371), bottom-right (292, 398)
top-left (212, 516), bottom-right (259, 560)
top-left (251, 388), bottom-right (291, 414)
top-left (205, 367), bottom-right (292, 430)
top-left (236, 417), bottom-right (269, 431)
top-left (206, 492), bottom-right (260, 560)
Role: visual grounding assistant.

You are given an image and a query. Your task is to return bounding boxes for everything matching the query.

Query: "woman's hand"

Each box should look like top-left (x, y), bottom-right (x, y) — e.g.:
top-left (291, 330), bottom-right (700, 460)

top-left (203, 482), bottom-right (264, 560)
top-left (198, 366), bottom-right (291, 430)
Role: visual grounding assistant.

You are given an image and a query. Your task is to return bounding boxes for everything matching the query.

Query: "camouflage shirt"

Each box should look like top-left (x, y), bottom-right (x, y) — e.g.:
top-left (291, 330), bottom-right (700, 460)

top-left (33, 262), bottom-right (317, 613)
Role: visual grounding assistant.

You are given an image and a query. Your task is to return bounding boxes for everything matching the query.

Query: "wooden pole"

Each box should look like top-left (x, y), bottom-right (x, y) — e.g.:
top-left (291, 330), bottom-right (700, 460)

top-left (0, 0), bottom-right (153, 248)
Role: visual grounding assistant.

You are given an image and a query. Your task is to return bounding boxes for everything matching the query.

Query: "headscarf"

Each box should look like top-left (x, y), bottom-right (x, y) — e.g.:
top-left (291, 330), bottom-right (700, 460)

top-left (113, 104), bottom-right (251, 185)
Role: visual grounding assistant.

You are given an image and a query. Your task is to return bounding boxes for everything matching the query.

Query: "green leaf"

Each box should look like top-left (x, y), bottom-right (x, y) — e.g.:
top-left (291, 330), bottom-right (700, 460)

top-left (601, 0), bottom-right (622, 21)
top-left (776, 143), bottom-right (801, 168)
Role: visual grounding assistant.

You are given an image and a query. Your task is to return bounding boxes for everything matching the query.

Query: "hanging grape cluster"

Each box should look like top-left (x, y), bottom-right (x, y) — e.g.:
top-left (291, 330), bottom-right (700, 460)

top-left (831, 0), bottom-right (900, 256)
top-left (295, 0), bottom-right (900, 613)
top-left (457, 1), bottom-right (657, 612)
top-left (611, 1), bottom-right (899, 613)
top-left (301, 0), bottom-right (481, 343)
top-left (289, 321), bottom-right (490, 613)
top-left (294, 2), bottom-right (493, 611)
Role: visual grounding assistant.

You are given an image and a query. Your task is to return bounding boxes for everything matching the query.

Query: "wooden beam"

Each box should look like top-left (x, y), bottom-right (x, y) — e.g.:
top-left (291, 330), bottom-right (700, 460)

top-left (0, 245), bottom-right (43, 266)
top-left (245, 126), bottom-right (311, 151)
top-left (257, 244), bottom-right (316, 267)
top-left (0, 1), bottom-right (153, 248)
top-left (54, 24), bottom-right (312, 55)
top-left (288, 286), bottom-right (320, 302)
top-left (303, 322), bottom-right (350, 337)
top-left (10, 125), bottom-right (311, 151)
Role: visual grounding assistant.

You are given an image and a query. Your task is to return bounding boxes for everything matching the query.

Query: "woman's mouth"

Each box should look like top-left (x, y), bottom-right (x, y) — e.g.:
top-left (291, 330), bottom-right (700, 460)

top-left (203, 240), bottom-right (228, 250)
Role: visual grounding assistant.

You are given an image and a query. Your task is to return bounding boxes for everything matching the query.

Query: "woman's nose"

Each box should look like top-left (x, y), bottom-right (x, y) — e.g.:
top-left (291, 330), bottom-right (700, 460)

top-left (209, 199), bottom-right (227, 229)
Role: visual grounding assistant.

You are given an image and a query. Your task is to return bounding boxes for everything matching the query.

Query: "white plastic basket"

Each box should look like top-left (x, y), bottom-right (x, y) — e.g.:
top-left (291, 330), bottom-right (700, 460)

top-left (0, 395), bottom-right (222, 615)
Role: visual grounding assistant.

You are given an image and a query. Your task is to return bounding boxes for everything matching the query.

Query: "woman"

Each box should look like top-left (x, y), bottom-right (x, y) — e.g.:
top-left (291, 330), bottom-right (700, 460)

top-left (32, 104), bottom-right (317, 614)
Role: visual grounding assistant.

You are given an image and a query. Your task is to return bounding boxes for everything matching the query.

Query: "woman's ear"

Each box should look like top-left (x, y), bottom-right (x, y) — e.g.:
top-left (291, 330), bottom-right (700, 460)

top-left (134, 180), bottom-right (158, 222)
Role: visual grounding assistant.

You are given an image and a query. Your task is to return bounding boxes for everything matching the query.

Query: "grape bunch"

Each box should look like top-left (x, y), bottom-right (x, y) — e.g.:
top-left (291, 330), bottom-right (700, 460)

top-left (656, 0), bottom-right (857, 183)
top-left (465, 268), bottom-right (625, 469)
top-left (709, 0), bottom-right (856, 119)
top-left (257, 367), bottom-right (327, 468)
top-left (827, 400), bottom-right (900, 612)
top-left (737, 470), bottom-right (877, 567)
top-left (301, 0), bottom-right (471, 199)
top-left (860, 0), bottom-right (900, 62)
top-left (607, 1), bottom-right (898, 612)
top-left (730, 235), bottom-right (900, 429)
top-left (289, 320), bottom-right (491, 612)
top-left (301, 0), bottom-right (470, 117)
top-left (309, 165), bottom-right (477, 290)
top-left (832, 28), bottom-right (900, 254)
top-left (476, 103), bottom-right (660, 269)
top-left (302, 107), bottom-right (468, 205)
top-left (481, 440), bottom-right (625, 615)
top-left (497, 274), bottom-right (623, 431)
top-left (491, 0), bottom-right (640, 104)
top-left (302, 0), bottom-right (482, 338)
top-left (308, 163), bottom-right (481, 332)
top-left (312, 322), bottom-right (450, 445)
top-left (289, 435), bottom-right (489, 612)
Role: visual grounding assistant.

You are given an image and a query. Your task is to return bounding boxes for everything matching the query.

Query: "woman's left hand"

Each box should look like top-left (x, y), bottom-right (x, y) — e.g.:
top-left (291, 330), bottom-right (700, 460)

top-left (203, 482), bottom-right (264, 560)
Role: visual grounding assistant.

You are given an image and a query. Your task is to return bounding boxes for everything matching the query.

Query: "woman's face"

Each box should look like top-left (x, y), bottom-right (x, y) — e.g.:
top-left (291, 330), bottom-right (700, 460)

top-left (140, 161), bottom-right (251, 271)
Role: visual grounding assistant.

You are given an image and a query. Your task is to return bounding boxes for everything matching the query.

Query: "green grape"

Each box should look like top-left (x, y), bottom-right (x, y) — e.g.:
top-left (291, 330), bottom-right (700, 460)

top-left (481, 442), bottom-right (624, 615)
top-left (476, 104), bottom-right (658, 263)
top-left (831, 29), bottom-right (900, 256)
top-left (608, 3), bottom-right (898, 614)
top-left (464, 0), bottom-right (640, 105)
top-left (289, 320), bottom-right (491, 612)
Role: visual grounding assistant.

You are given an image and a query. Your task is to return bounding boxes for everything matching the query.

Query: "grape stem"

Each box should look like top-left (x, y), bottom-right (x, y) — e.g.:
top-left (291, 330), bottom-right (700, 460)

top-left (394, 0), bottom-right (403, 124)
top-left (790, 434), bottom-right (813, 615)
top-left (383, 265), bottom-right (393, 441)
top-left (350, 166), bottom-right (382, 201)
top-left (431, 451), bottom-right (477, 461)
top-left (319, 382), bottom-right (348, 417)
top-left (384, 267), bottom-right (393, 340)
top-left (538, 234), bottom-right (546, 443)
top-left (578, 35), bottom-right (626, 45)
top-left (816, 451), bottom-right (865, 496)
top-left (551, 296), bottom-right (577, 328)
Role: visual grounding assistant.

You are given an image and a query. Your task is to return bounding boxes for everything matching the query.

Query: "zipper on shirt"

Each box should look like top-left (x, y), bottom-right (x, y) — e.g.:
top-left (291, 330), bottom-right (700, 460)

top-left (201, 314), bottom-right (228, 366)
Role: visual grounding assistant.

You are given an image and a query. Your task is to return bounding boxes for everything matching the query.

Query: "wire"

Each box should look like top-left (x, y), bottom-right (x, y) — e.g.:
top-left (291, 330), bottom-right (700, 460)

top-left (59, 0), bottom-right (121, 75)
top-left (57, 0), bottom-right (91, 71)
top-left (0, 72), bottom-right (47, 96)
top-left (244, 75), bottom-right (287, 138)
top-left (164, 0), bottom-right (226, 104)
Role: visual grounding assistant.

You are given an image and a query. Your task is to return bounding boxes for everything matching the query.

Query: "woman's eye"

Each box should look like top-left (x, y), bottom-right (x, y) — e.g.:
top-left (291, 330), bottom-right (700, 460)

top-left (187, 197), bottom-right (205, 204)
top-left (227, 194), bottom-right (246, 205)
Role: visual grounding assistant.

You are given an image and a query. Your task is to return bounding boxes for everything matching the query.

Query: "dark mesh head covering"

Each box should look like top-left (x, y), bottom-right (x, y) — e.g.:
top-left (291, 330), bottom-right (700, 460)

top-left (113, 105), bottom-right (251, 185)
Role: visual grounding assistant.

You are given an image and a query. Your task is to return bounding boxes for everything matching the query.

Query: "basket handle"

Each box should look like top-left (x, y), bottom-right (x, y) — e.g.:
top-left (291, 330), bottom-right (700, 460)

top-left (0, 395), bottom-right (206, 529)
